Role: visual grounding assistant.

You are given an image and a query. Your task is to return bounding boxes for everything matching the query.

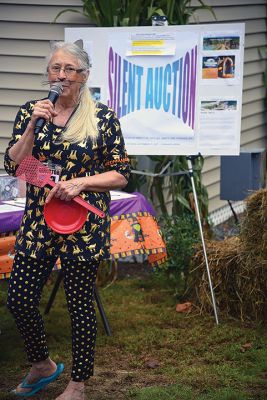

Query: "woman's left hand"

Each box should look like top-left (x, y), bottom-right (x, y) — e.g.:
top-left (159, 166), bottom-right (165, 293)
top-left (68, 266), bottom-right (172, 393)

top-left (45, 179), bottom-right (84, 203)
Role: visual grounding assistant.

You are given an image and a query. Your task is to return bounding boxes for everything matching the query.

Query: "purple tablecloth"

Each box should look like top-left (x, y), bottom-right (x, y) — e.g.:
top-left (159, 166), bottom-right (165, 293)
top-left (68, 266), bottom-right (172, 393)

top-left (0, 192), bottom-right (156, 234)
top-left (0, 208), bottom-right (23, 234)
top-left (110, 192), bottom-right (156, 217)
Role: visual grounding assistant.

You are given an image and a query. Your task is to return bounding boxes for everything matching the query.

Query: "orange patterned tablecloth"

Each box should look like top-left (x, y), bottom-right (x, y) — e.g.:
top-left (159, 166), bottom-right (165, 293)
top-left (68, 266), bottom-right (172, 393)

top-left (110, 211), bottom-right (167, 266)
top-left (0, 193), bottom-right (167, 279)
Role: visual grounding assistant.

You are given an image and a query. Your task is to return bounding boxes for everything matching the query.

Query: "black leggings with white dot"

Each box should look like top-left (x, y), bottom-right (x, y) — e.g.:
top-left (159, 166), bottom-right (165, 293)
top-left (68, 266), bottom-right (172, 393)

top-left (7, 253), bottom-right (100, 382)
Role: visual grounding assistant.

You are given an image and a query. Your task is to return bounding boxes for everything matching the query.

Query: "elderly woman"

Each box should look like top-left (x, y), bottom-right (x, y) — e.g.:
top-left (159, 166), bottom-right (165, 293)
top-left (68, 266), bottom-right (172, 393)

top-left (4, 41), bottom-right (130, 399)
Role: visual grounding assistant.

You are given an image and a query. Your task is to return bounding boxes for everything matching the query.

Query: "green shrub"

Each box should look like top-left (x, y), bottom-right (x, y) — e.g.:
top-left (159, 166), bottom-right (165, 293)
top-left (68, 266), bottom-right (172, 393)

top-left (157, 213), bottom-right (200, 296)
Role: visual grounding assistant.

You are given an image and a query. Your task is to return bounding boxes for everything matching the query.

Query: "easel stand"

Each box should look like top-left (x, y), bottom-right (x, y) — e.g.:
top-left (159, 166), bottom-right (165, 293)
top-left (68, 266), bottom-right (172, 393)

top-left (132, 154), bottom-right (219, 325)
top-left (186, 156), bottom-right (219, 325)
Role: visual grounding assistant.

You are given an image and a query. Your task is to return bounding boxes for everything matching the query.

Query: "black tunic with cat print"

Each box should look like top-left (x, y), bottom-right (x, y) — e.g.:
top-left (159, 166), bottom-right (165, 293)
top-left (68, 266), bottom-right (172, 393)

top-left (4, 101), bottom-right (131, 262)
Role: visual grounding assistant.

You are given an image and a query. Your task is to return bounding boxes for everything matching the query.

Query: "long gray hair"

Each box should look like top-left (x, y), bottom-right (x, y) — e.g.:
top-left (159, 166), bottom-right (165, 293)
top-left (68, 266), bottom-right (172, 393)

top-left (46, 41), bottom-right (98, 143)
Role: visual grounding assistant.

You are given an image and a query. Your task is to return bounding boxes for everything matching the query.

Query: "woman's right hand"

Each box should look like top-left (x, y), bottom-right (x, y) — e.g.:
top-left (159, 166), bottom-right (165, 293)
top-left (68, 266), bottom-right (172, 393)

top-left (29, 99), bottom-right (58, 128)
top-left (8, 100), bottom-right (58, 164)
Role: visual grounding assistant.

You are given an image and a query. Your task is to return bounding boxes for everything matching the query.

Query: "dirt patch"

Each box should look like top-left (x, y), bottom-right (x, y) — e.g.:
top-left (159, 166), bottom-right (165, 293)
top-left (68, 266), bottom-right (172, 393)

top-left (88, 366), bottom-right (173, 400)
top-left (86, 346), bottom-right (174, 400)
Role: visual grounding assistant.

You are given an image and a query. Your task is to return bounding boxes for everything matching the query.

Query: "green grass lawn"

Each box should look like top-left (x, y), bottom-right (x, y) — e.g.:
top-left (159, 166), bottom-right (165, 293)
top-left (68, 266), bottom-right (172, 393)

top-left (0, 267), bottom-right (266, 400)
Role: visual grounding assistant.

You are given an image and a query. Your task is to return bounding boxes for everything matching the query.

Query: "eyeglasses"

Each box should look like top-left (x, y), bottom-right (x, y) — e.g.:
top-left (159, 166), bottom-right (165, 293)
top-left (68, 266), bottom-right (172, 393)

top-left (48, 66), bottom-right (85, 76)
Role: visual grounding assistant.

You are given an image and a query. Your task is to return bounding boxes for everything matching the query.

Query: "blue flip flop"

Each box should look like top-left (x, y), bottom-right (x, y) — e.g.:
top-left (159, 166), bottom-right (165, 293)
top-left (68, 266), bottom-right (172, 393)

top-left (11, 363), bottom-right (64, 397)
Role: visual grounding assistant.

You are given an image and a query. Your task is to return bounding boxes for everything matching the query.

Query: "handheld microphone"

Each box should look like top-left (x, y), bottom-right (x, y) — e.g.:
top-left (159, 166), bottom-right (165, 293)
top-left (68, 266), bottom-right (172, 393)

top-left (34, 82), bottom-right (63, 135)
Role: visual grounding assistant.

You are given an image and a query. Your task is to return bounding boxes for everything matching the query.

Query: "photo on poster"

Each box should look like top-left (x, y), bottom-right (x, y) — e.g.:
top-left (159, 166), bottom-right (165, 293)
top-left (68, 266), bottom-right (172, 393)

top-left (202, 55), bottom-right (235, 80)
top-left (198, 98), bottom-right (239, 155)
top-left (90, 87), bottom-right (101, 102)
top-left (203, 36), bottom-right (240, 51)
top-left (201, 100), bottom-right (237, 111)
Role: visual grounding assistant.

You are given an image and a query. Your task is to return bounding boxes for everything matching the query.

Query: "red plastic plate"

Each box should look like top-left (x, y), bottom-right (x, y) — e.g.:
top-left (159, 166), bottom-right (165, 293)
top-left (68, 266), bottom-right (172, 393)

top-left (44, 197), bottom-right (88, 234)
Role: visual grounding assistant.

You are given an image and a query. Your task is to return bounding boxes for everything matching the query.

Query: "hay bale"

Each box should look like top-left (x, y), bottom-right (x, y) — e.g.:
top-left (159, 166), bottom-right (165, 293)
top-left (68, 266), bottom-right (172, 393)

top-left (191, 237), bottom-right (244, 319)
top-left (235, 253), bottom-right (267, 322)
top-left (237, 189), bottom-right (267, 322)
top-left (190, 189), bottom-right (267, 323)
top-left (240, 188), bottom-right (267, 256)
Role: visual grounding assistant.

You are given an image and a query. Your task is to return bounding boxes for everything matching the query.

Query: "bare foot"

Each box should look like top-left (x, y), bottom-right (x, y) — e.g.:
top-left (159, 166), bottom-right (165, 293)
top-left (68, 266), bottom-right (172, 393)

top-left (13, 357), bottom-right (57, 395)
top-left (55, 380), bottom-right (85, 400)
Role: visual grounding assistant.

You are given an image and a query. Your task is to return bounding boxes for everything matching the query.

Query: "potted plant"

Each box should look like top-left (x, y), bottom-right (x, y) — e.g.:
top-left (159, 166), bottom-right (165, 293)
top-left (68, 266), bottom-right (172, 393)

top-left (54, 0), bottom-right (215, 27)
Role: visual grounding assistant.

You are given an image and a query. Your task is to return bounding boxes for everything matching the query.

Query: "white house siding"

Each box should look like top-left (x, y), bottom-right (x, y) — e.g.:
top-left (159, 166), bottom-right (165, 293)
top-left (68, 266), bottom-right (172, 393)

top-left (0, 0), bottom-right (266, 215)
top-left (0, 0), bottom-right (90, 171)
top-left (190, 0), bottom-right (267, 213)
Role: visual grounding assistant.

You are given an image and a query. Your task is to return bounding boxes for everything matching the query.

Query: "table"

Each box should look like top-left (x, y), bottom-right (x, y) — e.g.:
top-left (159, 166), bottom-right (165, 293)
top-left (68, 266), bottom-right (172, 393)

top-left (0, 191), bottom-right (167, 278)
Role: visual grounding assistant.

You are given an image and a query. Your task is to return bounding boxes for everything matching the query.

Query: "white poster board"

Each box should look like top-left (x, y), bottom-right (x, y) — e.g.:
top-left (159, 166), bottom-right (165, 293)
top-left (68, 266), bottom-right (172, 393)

top-left (65, 24), bottom-right (245, 156)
